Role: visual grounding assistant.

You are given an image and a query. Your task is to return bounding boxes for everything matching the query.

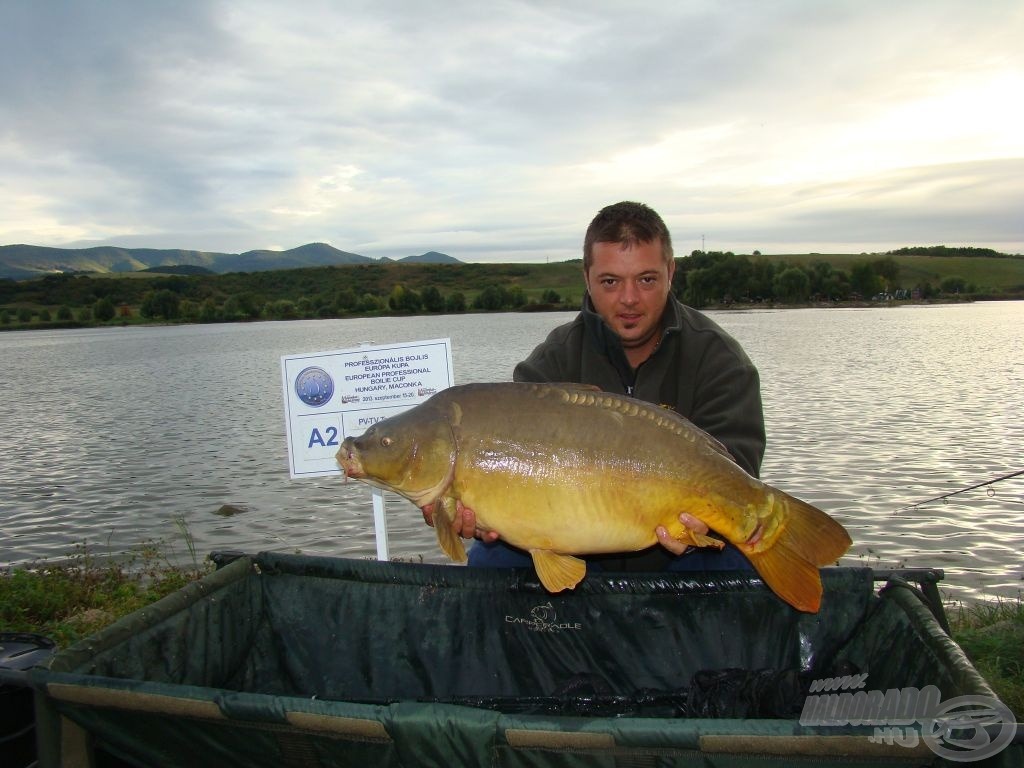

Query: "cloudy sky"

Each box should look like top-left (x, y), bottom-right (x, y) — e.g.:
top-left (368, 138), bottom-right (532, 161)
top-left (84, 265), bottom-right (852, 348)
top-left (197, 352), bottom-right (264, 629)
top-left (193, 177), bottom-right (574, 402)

top-left (2, 1), bottom-right (1022, 262)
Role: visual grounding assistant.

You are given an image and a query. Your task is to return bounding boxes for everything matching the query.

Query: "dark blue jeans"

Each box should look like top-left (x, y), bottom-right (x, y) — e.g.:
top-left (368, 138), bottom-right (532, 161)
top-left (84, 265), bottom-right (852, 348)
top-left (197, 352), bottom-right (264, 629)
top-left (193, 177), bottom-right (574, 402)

top-left (467, 539), bottom-right (754, 572)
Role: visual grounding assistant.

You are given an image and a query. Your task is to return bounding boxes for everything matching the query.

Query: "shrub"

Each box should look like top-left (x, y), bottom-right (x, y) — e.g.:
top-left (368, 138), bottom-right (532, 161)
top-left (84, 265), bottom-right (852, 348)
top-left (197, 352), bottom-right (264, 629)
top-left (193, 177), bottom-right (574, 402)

top-left (93, 298), bottom-right (116, 322)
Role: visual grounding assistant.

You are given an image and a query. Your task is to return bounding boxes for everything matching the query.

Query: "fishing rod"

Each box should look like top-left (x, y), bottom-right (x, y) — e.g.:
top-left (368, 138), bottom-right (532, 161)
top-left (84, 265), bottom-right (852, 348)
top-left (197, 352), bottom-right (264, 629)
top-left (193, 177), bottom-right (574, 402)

top-left (899, 468), bottom-right (1024, 511)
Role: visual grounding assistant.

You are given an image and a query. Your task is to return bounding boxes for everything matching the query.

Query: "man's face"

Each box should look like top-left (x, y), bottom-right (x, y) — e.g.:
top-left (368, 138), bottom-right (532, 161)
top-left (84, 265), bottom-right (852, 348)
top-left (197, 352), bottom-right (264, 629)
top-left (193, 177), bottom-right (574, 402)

top-left (584, 239), bottom-right (674, 362)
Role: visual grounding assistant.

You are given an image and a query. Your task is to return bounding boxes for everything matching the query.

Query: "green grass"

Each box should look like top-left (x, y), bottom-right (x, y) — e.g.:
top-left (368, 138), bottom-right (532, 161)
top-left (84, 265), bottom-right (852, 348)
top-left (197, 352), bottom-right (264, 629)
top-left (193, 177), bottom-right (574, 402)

top-left (0, 540), bottom-right (210, 647)
top-left (948, 596), bottom-right (1024, 720)
top-left (769, 253), bottom-right (1024, 292)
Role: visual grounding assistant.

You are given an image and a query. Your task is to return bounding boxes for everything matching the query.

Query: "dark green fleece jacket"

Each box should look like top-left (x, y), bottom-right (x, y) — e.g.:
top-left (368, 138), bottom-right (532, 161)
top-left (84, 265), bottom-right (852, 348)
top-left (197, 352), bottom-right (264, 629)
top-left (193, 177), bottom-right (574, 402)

top-left (513, 293), bottom-right (766, 477)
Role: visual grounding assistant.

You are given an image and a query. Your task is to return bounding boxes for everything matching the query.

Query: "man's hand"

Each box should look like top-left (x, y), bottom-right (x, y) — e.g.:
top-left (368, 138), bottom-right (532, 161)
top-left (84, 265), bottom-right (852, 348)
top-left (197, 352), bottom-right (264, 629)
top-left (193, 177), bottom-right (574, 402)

top-left (421, 500), bottom-right (499, 542)
top-left (655, 513), bottom-right (710, 555)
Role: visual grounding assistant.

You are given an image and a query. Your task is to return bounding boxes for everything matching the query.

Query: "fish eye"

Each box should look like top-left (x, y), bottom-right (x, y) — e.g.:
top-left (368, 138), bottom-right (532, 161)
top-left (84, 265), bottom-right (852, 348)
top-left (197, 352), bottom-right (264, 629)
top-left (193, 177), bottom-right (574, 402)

top-left (381, 436), bottom-right (392, 447)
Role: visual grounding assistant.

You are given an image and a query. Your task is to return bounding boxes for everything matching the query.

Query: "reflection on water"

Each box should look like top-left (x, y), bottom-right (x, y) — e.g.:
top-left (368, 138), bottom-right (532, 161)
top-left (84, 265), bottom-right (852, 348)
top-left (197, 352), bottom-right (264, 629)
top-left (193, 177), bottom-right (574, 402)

top-left (1, 303), bottom-right (1021, 603)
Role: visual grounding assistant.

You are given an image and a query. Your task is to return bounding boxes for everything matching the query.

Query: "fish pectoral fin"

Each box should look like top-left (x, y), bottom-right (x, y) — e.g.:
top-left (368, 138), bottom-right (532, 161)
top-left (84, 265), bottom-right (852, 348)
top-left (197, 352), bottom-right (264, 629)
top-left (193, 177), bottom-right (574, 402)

top-left (679, 530), bottom-right (726, 551)
top-left (529, 550), bottom-right (586, 593)
top-left (665, 518), bottom-right (725, 551)
top-left (433, 497), bottom-right (468, 564)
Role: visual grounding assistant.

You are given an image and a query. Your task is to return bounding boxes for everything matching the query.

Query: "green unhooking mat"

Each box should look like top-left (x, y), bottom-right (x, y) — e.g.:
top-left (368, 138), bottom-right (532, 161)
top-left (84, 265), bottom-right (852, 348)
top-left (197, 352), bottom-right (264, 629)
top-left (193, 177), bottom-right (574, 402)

top-left (31, 554), bottom-right (1022, 767)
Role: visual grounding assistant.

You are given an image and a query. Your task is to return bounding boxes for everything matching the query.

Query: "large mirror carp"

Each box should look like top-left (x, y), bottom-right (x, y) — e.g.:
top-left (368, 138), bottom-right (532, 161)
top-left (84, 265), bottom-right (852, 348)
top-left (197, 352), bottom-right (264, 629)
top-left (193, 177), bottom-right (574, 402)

top-left (337, 382), bottom-right (851, 612)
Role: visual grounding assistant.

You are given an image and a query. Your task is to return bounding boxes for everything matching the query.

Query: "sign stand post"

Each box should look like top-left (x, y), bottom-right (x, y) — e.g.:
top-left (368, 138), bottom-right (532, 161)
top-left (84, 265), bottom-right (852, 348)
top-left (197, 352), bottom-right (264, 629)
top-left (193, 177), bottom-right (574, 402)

top-left (372, 489), bottom-right (389, 561)
top-left (360, 342), bottom-right (390, 562)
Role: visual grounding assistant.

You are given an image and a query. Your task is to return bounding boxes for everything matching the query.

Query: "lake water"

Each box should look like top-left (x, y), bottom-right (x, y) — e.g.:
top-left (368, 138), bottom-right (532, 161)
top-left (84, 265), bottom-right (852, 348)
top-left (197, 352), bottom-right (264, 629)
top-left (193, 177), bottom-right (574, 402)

top-left (1, 303), bottom-right (1021, 604)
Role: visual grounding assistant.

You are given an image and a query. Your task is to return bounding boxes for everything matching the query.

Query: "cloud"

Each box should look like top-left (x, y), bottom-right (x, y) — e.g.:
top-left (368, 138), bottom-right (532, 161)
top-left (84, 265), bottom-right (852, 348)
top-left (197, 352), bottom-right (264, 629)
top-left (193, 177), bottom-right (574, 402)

top-left (1, 0), bottom-right (1022, 260)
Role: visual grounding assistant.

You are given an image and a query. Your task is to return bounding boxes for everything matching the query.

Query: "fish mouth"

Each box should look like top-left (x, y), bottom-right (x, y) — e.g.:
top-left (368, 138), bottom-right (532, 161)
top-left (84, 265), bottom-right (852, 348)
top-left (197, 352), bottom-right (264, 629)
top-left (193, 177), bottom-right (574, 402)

top-left (335, 447), bottom-right (364, 479)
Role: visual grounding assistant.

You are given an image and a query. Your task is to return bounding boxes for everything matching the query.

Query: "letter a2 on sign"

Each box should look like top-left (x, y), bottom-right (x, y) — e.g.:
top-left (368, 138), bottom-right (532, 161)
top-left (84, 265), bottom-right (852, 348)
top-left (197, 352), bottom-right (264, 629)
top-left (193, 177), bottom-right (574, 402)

top-left (280, 338), bottom-right (454, 479)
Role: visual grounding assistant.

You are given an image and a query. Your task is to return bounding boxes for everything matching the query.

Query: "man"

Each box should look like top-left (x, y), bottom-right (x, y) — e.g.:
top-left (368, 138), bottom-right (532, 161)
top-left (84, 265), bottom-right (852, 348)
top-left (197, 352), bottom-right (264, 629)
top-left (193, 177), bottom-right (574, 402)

top-left (425, 201), bottom-right (765, 572)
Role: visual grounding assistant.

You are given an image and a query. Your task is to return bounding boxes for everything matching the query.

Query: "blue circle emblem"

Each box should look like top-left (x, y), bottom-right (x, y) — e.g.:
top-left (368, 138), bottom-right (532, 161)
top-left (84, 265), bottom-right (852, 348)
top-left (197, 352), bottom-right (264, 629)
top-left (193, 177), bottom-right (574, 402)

top-left (295, 366), bottom-right (334, 407)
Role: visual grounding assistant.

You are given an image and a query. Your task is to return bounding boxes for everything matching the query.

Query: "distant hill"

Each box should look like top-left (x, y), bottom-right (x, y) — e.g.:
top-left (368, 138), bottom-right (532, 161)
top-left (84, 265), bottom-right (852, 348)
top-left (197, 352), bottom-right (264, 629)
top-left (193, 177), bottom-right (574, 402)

top-left (0, 244), bottom-right (226, 280)
top-left (218, 243), bottom-right (373, 272)
top-left (0, 242), bottom-right (461, 280)
top-left (398, 251), bottom-right (460, 264)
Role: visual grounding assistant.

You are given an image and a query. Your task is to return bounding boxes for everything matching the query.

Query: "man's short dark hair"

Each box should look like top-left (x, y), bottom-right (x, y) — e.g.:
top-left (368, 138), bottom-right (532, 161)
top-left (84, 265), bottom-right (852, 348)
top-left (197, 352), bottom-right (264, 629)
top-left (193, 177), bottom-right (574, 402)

top-left (583, 201), bottom-right (674, 271)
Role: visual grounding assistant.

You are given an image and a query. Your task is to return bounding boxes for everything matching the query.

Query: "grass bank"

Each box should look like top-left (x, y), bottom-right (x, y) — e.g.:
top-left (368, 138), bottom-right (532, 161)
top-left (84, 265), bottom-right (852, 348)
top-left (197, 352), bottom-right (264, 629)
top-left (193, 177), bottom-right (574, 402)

top-left (946, 597), bottom-right (1024, 720)
top-left (0, 538), bottom-right (211, 647)
top-left (2, 544), bottom-right (1020, 720)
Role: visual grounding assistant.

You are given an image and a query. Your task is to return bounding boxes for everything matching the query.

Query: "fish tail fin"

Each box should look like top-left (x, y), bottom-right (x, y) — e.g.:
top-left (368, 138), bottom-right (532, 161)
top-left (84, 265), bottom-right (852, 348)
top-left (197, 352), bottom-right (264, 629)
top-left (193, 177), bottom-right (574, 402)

top-left (746, 492), bottom-right (852, 613)
top-left (433, 497), bottom-right (468, 564)
top-left (530, 550), bottom-right (586, 593)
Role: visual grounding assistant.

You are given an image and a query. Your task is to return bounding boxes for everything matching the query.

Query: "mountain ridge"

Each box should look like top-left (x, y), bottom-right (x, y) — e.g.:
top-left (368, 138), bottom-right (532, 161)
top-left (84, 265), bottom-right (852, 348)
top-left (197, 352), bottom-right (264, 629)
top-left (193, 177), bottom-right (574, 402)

top-left (0, 242), bottom-right (461, 280)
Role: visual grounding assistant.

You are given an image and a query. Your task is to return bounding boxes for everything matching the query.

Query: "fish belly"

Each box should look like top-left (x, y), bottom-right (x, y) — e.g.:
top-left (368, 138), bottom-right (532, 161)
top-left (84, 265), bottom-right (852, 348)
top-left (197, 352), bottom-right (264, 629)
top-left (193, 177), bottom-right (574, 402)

top-left (461, 480), bottom-right (670, 554)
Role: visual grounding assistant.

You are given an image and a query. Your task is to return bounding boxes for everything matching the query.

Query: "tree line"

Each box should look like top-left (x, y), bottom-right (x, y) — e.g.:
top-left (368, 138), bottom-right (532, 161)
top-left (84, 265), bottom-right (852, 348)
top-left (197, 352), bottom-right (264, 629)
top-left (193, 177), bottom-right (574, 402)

top-left (674, 251), bottom-right (981, 307)
top-left (0, 262), bottom-right (574, 326)
top-left (0, 249), bottom-right (1016, 328)
top-left (886, 245), bottom-right (1010, 258)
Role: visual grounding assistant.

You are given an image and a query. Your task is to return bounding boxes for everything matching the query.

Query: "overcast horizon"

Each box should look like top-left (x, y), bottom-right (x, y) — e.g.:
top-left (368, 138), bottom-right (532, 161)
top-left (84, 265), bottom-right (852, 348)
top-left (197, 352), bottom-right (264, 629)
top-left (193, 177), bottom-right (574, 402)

top-left (2, 1), bottom-right (1022, 262)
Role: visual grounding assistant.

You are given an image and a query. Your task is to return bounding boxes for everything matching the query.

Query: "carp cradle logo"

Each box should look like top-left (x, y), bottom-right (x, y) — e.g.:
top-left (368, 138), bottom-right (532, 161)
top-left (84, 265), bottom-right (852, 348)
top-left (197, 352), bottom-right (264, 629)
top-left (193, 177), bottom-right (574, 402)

top-left (294, 366), bottom-right (334, 407)
top-left (800, 673), bottom-right (1016, 762)
top-left (505, 602), bottom-right (582, 633)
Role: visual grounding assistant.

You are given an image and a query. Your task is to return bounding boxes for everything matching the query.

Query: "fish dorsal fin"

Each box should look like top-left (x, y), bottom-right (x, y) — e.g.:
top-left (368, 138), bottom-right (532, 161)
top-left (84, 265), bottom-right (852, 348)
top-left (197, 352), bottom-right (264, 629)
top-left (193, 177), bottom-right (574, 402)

top-left (433, 496), bottom-right (468, 564)
top-left (529, 550), bottom-right (586, 592)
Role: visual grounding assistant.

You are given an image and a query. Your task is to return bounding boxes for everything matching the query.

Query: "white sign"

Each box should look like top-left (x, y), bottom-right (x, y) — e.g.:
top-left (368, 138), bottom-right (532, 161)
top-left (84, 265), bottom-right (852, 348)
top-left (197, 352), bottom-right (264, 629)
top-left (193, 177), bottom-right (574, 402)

top-left (281, 338), bottom-right (454, 479)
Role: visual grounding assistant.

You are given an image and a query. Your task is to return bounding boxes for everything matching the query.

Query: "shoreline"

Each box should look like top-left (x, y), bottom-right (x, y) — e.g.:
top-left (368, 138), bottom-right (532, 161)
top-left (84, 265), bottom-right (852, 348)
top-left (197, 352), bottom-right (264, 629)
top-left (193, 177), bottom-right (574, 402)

top-left (3, 295), bottom-right (1019, 334)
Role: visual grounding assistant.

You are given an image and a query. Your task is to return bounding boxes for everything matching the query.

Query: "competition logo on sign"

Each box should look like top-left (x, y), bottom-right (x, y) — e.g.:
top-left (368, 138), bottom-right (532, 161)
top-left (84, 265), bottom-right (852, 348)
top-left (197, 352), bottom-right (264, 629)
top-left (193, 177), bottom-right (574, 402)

top-left (294, 366), bottom-right (334, 407)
